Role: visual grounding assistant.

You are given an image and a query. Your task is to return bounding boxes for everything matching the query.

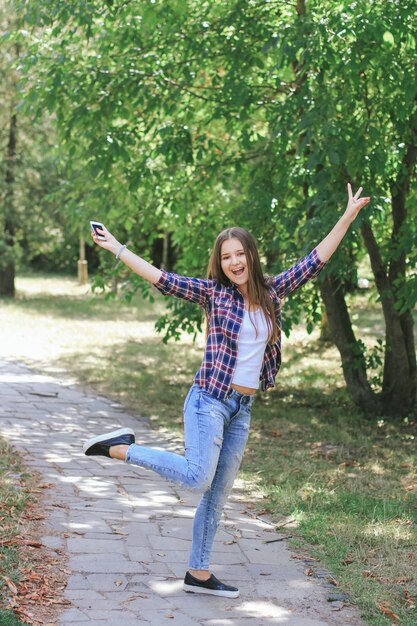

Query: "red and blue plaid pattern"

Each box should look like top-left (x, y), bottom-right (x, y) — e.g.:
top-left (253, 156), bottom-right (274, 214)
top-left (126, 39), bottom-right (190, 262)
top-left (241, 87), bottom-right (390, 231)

top-left (154, 248), bottom-right (326, 399)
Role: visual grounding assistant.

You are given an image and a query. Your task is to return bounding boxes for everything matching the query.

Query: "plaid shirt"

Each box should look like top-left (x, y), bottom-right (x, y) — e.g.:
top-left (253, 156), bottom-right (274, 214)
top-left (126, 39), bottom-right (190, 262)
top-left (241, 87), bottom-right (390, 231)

top-left (154, 248), bottom-right (326, 400)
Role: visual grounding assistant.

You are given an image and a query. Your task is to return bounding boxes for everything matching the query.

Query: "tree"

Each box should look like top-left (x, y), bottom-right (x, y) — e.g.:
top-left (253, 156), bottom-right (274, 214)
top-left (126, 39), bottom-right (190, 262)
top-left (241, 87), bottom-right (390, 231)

top-left (0, 3), bottom-right (19, 296)
top-left (15, 0), bottom-right (417, 416)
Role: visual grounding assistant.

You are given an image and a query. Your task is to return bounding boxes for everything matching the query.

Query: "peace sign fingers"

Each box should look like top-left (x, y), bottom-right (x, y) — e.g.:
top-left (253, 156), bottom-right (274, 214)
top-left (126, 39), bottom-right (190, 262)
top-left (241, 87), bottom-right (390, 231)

top-left (345, 182), bottom-right (370, 222)
top-left (347, 182), bottom-right (363, 201)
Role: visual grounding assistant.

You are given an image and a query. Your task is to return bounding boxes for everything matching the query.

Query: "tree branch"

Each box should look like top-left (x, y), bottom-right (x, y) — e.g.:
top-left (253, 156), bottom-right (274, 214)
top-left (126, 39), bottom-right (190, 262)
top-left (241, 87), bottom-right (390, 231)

top-left (360, 221), bottom-right (391, 299)
top-left (389, 94), bottom-right (417, 284)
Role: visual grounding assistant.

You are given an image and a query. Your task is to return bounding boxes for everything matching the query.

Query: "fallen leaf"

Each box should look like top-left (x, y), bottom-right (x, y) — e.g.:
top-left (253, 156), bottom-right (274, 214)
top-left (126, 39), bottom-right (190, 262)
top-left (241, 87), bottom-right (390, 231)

top-left (394, 575), bottom-right (413, 583)
top-left (23, 540), bottom-right (43, 548)
top-left (377, 602), bottom-right (400, 622)
top-left (49, 597), bottom-right (72, 606)
top-left (1, 538), bottom-right (19, 547)
top-left (404, 589), bottom-right (416, 608)
top-left (304, 568), bottom-right (314, 577)
top-left (2, 575), bottom-right (18, 595)
top-left (165, 614), bottom-right (175, 619)
top-left (223, 540), bottom-right (236, 545)
top-left (114, 580), bottom-right (123, 587)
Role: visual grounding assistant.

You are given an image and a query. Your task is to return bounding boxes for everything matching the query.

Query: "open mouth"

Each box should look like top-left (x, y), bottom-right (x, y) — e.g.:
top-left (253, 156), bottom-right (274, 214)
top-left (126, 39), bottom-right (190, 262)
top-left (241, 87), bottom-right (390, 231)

top-left (232, 268), bottom-right (245, 277)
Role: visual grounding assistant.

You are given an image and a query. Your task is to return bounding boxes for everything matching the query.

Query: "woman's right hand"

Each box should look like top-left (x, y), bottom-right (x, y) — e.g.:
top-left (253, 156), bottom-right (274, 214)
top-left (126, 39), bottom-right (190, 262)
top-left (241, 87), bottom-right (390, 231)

top-left (91, 225), bottom-right (121, 255)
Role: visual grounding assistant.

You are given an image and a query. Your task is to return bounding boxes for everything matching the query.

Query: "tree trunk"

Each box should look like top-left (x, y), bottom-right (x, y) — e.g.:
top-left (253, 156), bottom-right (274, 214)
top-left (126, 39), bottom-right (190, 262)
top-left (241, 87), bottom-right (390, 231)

top-left (0, 111), bottom-right (17, 298)
top-left (77, 232), bottom-right (89, 285)
top-left (360, 219), bottom-right (416, 417)
top-left (162, 231), bottom-right (169, 270)
top-left (319, 310), bottom-right (333, 344)
top-left (355, 96), bottom-right (417, 416)
top-left (319, 275), bottom-right (382, 414)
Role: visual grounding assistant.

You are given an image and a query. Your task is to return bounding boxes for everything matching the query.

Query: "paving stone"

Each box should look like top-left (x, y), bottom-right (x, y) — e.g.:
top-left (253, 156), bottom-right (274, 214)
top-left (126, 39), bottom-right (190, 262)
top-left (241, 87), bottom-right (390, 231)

top-left (64, 589), bottom-right (105, 607)
top-left (148, 534), bottom-right (191, 550)
top-left (41, 535), bottom-right (67, 550)
top-left (134, 608), bottom-right (201, 625)
top-left (241, 545), bottom-right (292, 565)
top-left (114, 593), bottom-right (173, 611)
top-left (59, 608), bottom-right (90, 623)
top-left (68, 553), bottom-right (145, 574)
top-left (327, 592), bottom-right (350, 602)
top-left (152, 549), bottom-right (190, 564)
top-left (64, 574), bottom-right (90, 591)
top-left (66, 537), bottom-right (127, 554)
top-left (77, 609), bottom-right (138, 621)
top-left (85, 573), bottom-right (129, 592)
top-left (104, 587), bottom-right (148, 601)
top-left (82, 618), bottom-right (146, 626)
top-left (137, 561), bottom-right (174, 576)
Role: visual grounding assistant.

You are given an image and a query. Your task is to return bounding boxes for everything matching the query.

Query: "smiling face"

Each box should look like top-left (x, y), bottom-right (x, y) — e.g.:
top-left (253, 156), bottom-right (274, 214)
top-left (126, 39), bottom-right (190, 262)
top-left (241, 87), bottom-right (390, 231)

top-left (220, 237), bottom-right (249, 289)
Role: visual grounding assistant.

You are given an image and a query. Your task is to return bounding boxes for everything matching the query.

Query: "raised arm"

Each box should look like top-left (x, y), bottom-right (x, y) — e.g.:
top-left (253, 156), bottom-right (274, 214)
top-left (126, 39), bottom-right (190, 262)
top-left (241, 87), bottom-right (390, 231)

top-left (315, 183), bottom-right (370, 262)
top-left (91, 225), bottom-right (212, 307)
top-left (91, 225), bottom-right (162, 285)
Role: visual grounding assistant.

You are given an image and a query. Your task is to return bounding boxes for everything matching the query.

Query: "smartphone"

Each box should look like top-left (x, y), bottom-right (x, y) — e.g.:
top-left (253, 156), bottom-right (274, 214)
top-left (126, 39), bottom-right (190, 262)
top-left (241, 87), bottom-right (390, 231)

top-left (90, 221), bottom-right (107, 241)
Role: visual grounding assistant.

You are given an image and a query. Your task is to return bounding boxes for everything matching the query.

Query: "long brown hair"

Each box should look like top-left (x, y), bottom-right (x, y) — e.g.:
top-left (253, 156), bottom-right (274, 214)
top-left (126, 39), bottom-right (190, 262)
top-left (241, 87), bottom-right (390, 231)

top-left (206, 227), bottom-right (278, 344)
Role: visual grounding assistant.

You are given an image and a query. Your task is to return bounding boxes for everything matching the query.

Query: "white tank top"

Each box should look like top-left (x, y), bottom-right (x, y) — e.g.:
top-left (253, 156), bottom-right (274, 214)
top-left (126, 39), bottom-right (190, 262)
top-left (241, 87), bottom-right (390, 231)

top-left (232, 308), bottom-right (269, 389)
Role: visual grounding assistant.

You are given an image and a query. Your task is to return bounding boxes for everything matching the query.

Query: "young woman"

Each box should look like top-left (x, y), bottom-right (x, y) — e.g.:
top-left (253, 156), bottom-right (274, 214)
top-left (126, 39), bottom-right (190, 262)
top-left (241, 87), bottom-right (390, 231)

top-left (83, 183), bottom-right (370, 598)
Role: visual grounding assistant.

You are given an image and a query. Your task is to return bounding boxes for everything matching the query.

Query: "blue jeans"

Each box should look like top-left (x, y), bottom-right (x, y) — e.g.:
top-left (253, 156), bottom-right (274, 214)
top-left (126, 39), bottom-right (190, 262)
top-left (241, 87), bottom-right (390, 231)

top-left (126, 383), bottom-right (254, 569)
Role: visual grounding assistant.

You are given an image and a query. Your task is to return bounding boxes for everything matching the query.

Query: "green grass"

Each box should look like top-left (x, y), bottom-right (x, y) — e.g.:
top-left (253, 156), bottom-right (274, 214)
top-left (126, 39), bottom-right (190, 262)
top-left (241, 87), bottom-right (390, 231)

top-left (1, 273), bottom-right (417, 625)
top-left (242, 397), bottom-right (417, 625)
top-left (0, 439), bottom-right (31, 626)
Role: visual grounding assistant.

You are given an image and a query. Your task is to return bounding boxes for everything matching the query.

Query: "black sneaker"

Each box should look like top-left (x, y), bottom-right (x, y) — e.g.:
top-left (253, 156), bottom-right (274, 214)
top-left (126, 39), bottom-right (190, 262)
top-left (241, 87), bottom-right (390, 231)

top-left (83, 428), bottom-right (135, 457)
top-left (183, 571), bottom-right (239, 598)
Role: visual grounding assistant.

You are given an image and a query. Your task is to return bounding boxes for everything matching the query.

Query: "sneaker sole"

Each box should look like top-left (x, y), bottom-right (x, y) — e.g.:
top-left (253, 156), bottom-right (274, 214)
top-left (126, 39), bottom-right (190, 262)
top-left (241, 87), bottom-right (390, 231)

top-left (82, 427), bottom-right (135, 455)
top-left (183, 583), bottom-right (239, 598)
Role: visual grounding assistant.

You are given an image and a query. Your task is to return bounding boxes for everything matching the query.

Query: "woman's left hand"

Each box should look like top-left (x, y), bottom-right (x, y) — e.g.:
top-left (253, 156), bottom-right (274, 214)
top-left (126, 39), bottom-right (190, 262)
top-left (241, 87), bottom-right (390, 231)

top-left (344, 183), bottom-right (371, 223)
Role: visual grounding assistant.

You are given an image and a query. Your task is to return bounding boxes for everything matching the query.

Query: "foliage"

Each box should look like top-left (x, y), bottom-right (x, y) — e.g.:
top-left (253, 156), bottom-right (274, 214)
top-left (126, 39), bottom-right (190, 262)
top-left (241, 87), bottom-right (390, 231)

top-left (9, 0), bottom-right (417, 413)
top-left (14, 0), bottom-right (417, 287)
top-left (1, 1), bottom-right (74, 275)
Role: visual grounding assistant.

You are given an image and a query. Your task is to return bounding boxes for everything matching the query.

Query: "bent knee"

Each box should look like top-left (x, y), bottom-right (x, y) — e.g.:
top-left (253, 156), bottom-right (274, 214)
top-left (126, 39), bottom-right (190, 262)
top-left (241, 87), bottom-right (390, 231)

top-left (188, 470), bottom-right (212, 492)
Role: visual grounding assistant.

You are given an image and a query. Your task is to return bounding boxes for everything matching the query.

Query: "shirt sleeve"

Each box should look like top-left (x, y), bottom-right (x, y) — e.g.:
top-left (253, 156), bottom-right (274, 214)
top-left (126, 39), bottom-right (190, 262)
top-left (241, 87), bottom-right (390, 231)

top-left (271, 248), bottom-right (327, 299)
top-left (153, 270), bottom-right (213, 308)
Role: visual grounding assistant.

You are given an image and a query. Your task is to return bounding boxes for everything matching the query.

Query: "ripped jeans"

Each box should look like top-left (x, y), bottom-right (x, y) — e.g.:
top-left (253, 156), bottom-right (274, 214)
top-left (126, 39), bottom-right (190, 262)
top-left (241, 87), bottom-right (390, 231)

top-left (126, 383), bottom-right (254, 569)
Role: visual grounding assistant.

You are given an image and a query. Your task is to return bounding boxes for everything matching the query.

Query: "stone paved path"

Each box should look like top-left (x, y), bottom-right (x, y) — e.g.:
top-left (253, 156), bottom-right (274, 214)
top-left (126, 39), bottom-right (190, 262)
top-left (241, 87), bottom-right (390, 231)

top-left (0, 360), bottom-right (366, 626)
